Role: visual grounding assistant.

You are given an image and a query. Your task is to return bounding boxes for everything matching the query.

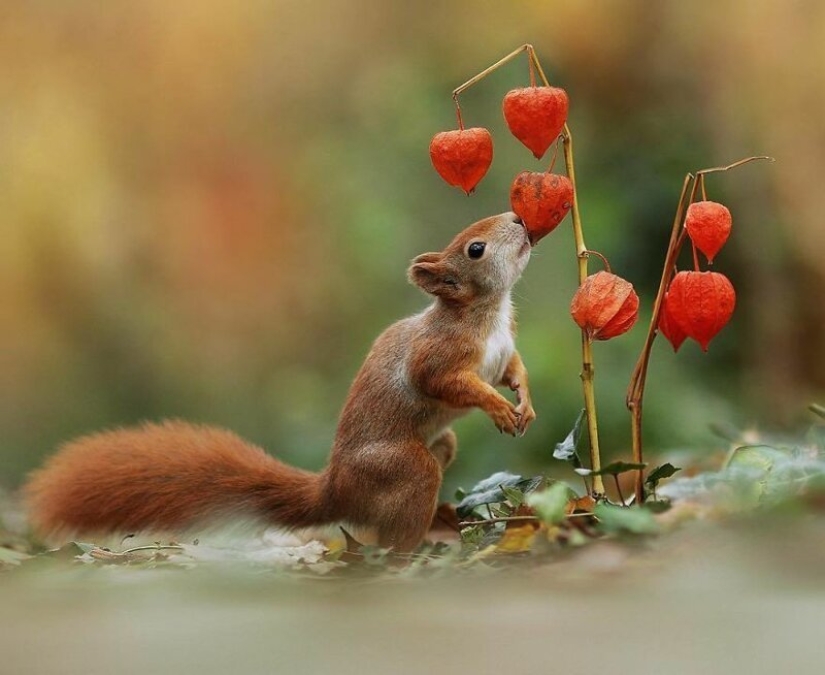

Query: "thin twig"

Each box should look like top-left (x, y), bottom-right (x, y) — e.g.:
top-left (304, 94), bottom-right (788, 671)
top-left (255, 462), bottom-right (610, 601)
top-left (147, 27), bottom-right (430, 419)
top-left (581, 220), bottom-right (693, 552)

top-left (451, 44), bottom-right (538, 131)
top-left (696, 156), bottom-right (773, 175)
top-left (121, 544), bottom-right (185, 555)
top-left (459, 513), bottom-right (596, 529)
top-left (459, 515), bottom-right (539, 528)
top-left (451, 44), bottom-right (534, 99)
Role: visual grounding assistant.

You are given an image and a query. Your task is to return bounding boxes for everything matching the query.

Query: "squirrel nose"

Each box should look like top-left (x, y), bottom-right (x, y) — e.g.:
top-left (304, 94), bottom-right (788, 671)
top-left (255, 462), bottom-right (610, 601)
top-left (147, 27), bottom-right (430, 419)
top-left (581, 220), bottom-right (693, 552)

top-left (513, 216), bottom-right (523, 225)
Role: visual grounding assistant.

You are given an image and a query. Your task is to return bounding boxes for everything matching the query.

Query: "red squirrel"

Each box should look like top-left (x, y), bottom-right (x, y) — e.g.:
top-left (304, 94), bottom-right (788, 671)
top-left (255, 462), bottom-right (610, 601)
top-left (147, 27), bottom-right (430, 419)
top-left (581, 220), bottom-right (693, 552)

top-left (25, 212), bottom-right (536, 552)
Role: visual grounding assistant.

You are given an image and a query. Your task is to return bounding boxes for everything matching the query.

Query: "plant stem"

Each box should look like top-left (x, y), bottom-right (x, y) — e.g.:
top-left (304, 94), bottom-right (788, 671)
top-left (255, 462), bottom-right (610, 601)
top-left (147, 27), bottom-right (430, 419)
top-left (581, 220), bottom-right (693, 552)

top-left (561, 125), bottom-right (604, 495)
top-left (626, 155), bottom-right (773, 503)
top-left (627, 173), bottom-right (696, 503)
top-left (613, 475), bottom-right (627, 506)
top-left (529, 48), bottom-right (605, 496)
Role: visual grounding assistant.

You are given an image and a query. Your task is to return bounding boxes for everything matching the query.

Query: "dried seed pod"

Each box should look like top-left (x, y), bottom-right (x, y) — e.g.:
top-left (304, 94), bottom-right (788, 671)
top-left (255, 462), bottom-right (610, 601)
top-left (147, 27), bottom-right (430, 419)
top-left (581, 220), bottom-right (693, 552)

top-left (658, 292), bottom-right (687, 352)
top-left (510, 171), bottom-right (573, 244)
top-left (685, 201), bottom-right (732, 263)
top-left (429, 127), bottom-right (493, 195)
top-left (666, 271), bottom-right (736, 351)
top-left (570, 271), bottom-right (640, 341)
top-left (503, 86), bottom-right (569, 159)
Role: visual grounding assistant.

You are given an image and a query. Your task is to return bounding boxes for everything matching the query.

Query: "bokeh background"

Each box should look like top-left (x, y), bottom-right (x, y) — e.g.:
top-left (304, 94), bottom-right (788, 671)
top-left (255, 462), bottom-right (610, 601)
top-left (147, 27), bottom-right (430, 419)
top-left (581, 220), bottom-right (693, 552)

top-left (2, 0), bottom-right (824, 498)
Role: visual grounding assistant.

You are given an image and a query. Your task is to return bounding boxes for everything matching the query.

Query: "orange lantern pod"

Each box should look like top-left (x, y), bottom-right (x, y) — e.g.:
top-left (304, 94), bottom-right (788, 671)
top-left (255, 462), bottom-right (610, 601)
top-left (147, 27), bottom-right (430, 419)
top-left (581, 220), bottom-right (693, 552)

top-left (666, 271), bottom-right (736, 351)
top-left (570, 271), bottom-right (640, 341)
top-left (510, 171), bottom-right (573, 244)
top-left (502, 86), bottom-right (569, 160)
top-left (685, 201), bottom-right (732, 263)
top-left (658, 292), bottom-right (687, 352)
top-left (429, 127), bottom-right (493, 195)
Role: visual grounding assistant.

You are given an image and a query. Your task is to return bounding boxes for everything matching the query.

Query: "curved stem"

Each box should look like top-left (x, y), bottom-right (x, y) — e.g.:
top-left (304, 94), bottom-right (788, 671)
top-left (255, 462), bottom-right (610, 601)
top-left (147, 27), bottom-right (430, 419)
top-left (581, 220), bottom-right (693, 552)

top-left (584, 249), bottom-right (612, 274)
top-left (626, 174), bottom-right (696, 503)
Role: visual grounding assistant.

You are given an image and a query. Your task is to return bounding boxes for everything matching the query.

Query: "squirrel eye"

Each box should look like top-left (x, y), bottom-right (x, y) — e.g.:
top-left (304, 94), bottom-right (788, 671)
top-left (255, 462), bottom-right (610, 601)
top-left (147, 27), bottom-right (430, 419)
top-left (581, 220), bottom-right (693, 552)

top-left (467, 242), bottom-right (486, 259)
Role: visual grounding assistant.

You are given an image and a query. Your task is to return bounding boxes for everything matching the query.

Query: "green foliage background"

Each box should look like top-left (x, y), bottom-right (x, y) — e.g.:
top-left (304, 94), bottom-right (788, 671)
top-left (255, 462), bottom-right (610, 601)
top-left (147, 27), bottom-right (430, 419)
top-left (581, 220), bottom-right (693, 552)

top-left (1, 0), bottom-right (824, 496)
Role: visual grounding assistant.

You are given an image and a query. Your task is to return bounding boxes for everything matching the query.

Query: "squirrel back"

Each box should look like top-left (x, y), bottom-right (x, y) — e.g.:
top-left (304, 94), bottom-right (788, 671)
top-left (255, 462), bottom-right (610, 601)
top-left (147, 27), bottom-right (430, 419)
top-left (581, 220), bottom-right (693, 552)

top-left (24, 212), bottom-right (536, 552)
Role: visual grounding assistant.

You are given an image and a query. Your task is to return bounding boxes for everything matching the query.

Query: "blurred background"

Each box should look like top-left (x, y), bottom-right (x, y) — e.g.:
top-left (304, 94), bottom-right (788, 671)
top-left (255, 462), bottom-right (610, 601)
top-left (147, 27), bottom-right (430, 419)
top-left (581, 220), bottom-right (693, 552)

top-left (1, 0), bottom-right (823, 497)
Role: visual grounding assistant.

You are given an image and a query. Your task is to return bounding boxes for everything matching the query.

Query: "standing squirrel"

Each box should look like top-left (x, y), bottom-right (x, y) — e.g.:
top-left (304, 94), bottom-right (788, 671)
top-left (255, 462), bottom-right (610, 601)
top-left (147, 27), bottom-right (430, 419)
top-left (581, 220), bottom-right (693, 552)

top-left (25, 212), bottom-right (536, 552)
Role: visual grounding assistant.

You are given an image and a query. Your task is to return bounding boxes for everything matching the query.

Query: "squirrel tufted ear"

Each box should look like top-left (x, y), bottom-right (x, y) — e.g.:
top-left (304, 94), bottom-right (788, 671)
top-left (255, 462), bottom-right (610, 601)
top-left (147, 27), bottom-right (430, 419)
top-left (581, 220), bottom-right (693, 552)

top-left (408, 253), bottom-right (461, 298)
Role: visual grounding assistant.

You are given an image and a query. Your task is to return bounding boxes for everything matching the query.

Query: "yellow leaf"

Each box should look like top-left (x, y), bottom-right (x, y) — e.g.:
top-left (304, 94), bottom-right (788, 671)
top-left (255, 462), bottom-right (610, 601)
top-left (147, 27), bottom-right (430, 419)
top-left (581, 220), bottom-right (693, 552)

top-left (495, 524), bottom-right (536, 553)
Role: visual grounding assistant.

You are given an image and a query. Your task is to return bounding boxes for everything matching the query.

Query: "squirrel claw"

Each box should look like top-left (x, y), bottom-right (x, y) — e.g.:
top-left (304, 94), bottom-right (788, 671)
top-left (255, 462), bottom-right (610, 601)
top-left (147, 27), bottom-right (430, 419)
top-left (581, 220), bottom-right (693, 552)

top-left (514, 401), bottom-right (536, 435)
top-left (491, 402), bottom-right (520, 437)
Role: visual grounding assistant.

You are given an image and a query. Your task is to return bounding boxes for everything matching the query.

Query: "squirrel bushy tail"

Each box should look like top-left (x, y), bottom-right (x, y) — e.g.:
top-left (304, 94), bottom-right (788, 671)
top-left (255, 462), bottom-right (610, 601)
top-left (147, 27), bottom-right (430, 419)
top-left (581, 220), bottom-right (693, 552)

top-left (25, 421), bottom-right (326, 537)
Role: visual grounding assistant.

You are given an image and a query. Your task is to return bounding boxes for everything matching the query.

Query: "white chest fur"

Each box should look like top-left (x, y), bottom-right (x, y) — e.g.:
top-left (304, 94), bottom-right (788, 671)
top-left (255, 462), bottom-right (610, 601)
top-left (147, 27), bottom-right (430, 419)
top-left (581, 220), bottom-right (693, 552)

top-left (478, 297), bottom-right (515, 384)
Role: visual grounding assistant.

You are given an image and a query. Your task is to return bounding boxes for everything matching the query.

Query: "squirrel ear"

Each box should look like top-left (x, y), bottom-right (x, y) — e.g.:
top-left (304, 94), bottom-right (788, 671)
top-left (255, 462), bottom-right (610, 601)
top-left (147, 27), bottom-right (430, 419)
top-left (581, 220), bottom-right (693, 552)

top-left (408, 254), bottom-right (461, 299)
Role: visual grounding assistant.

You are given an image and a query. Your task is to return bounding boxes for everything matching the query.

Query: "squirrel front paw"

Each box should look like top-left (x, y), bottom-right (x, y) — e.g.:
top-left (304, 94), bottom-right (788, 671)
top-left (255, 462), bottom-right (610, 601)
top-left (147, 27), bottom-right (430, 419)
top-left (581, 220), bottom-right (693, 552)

top-left (489, 399), bottom-right (521, 437)
top-left (514, 400), bottom-right (536, 436)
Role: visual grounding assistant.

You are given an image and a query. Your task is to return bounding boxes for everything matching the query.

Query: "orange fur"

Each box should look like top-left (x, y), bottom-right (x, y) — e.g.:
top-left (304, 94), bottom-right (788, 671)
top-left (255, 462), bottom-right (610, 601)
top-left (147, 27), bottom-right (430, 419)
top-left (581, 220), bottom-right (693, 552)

top-left (25, 421), bottom-right (325, 536)
top-left (25, 212), bottom-right (536, 552)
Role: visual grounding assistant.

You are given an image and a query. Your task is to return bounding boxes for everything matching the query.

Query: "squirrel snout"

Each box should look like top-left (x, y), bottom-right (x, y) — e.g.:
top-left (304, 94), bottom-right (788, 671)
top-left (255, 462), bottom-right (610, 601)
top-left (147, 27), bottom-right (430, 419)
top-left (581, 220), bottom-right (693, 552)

top-left (499, 211), bottom-right (521, 225)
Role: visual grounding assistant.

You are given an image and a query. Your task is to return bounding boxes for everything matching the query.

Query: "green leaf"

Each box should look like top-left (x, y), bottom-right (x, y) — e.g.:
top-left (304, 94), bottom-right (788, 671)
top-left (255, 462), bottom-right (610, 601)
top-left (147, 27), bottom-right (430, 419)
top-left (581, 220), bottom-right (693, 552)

top-left (594, 503), bottom-right (660, 535)
top-left (500, 485), bottom-right (525, 508)
top-left (725, 445), bottom-right (788, 472)
top-left (490, 504), bottom-right (510, 518)
top-left (590, 461), bottom-right (647, 477)
top-left (526, 482), bottom-right (576, 526)
top-left (553, 409), bottom-right (586, 466)
top-left (723, 444), bottom-right (825, 506)
top-left (645, 463), bottom-right (681, 489)
top-left (456, 471), bottom-right (544, 518)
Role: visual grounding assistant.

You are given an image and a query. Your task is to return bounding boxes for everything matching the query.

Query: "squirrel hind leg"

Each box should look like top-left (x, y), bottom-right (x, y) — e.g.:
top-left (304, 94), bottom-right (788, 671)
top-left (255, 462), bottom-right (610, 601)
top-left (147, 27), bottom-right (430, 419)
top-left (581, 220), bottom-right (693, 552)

top-left (428, 428), bottom-right (457, 471)
top-left (377, 495), bottom-right (439, 554)
top-left (372, 444), bottom-right (442, 554)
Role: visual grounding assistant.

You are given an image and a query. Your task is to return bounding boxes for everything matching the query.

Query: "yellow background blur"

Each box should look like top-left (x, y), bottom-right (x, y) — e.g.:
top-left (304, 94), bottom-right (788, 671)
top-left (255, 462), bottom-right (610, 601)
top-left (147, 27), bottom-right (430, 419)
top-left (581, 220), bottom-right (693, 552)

top-left (2, 0), bottom-right (824, 491)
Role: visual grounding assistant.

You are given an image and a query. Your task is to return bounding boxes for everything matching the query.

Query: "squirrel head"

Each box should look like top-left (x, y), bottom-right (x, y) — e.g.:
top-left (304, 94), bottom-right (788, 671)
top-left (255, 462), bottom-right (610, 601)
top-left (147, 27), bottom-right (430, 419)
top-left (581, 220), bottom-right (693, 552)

top-left (408, 212), bottom-right (530, 304)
